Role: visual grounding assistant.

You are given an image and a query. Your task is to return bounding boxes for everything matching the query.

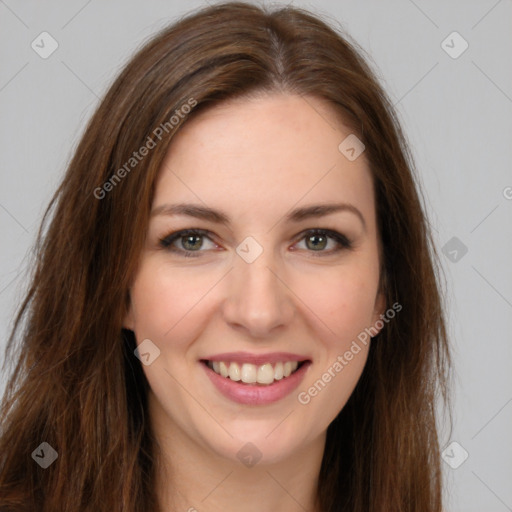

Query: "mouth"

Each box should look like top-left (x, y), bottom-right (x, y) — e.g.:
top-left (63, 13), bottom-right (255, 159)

top-left (199, 352), bottom-right (311, 405)
top-left (201, 359), bottom-right (307, 386)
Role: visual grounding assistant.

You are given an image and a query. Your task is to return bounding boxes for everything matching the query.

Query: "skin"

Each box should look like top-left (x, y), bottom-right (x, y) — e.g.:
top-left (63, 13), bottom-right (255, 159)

top-left (124, 93), bottom-right (386, 512)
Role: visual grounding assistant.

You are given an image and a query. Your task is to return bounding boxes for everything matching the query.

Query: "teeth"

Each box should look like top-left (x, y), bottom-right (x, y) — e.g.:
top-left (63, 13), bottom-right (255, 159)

top-left (228, 362), bottom-right (241, 381)
top-left (274, 361), bottom-right (284, 380)
top-left (257, 363), bottom-right (274, 384)
top-left (208, 360), bottom-right (301, 385)
top-left (241, 363), bottom-right (257, 383)
top-left (219, 361), bottom-right (229, 377)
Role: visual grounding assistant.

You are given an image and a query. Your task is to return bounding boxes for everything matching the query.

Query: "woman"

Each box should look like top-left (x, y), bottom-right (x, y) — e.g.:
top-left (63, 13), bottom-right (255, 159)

top-left (0, 2), bottom-right (451, 511)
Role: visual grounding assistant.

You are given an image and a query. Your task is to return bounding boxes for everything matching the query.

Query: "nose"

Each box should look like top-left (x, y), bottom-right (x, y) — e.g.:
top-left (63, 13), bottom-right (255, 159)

top-left (221, 249), bottom-right (295, 339)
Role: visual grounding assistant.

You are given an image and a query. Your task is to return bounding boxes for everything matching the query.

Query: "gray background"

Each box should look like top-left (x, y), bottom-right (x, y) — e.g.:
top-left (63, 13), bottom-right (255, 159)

top-left (1, 1), bottom-right (511, 510)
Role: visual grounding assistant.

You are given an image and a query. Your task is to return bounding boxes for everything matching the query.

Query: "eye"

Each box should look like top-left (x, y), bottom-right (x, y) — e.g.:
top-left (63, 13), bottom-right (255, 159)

top-left (293, 229), bottom-right (352, 255)
top-left (159, 229), bottom-right (218, 257)
top-left (159, 228), bottom-right (352, 258)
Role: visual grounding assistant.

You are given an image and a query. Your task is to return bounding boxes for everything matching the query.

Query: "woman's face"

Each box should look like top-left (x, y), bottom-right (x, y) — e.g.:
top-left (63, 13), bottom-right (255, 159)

top-left (125, 93), bottom-right (385, 465)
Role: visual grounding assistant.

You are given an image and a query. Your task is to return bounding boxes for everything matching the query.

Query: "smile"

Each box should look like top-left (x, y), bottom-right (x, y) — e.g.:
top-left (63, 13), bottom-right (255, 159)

top-left (200, 352), bottom-right (311, 405)
top-left (205, 360), bottom-right (302, 385)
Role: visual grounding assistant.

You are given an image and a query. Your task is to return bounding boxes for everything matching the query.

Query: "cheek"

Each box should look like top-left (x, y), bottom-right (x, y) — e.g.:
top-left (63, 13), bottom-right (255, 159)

top-left (128, 261), bottom-right (219, 347)
top-left (292, 268), bottom-right (376, 423)
top-left (290, 261), bottom-right (380, 344)
top-left (129, 251), bottom-right (380, 354)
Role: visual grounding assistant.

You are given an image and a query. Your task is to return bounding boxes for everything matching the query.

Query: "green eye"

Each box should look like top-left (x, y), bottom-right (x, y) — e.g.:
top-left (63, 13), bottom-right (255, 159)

top-left (159, 229), bottom-right (216, 257)
top-left (181, 234), bottom-right (204, 251)
top-left (305, 233), bottom-right (328, 250)
top-left (159, 228), bottom-right (352, 258)
top-left (296, 229), bottom-right (352, 254)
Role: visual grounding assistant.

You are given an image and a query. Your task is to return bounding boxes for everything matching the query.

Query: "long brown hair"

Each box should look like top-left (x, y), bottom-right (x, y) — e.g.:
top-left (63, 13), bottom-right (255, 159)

top-left (0, 2), bottom-right (451, 511)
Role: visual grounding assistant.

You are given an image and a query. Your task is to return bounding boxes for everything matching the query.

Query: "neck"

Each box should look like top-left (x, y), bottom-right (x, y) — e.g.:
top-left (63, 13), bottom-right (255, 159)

top-left (150, 405), bottom-right (325, 512)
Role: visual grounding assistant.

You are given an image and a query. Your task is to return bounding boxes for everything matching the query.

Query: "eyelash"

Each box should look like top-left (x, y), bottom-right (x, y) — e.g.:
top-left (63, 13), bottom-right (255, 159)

top-left (158, 228), bottom-right (353, 258)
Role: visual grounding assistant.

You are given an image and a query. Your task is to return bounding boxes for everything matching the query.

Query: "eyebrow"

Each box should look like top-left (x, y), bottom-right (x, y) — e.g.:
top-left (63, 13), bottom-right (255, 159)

top-left (151, 202), bottom-right (367, 231)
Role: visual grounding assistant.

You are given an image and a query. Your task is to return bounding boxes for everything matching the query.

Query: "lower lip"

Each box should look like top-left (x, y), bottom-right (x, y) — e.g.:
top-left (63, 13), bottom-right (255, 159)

top-left (202, 361), bottom-right (311, 405)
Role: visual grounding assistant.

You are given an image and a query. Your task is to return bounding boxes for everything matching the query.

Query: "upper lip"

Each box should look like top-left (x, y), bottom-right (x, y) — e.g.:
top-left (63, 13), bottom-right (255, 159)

top-left (202, 351), bottom-right (311, 366)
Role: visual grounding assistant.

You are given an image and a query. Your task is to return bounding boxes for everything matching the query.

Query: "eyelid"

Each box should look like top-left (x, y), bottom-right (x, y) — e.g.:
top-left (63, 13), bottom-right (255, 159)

top-left (159, 228), bottom-right (218, 256)
top-left (291, 228), bottom-right (352, 254)
top-left (158, 227), bottom-right (352, 256)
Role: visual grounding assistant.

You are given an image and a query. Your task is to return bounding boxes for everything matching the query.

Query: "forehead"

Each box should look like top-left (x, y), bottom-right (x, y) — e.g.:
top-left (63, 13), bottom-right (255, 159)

top-left (154, 94), bottom-right (375, 227)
